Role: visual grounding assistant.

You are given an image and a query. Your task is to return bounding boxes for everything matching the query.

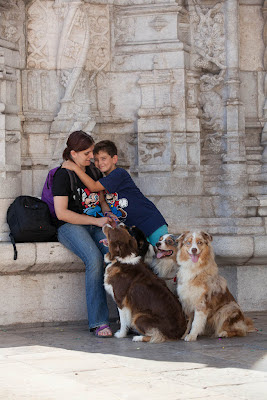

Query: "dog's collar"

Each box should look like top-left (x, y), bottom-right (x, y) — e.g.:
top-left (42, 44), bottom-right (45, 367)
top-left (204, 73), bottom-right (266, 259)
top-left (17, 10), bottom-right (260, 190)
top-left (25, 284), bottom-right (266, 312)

top-left (116, 254), bottom-right (141, 264)
top-left (163, 276), bottom-right (177, 283)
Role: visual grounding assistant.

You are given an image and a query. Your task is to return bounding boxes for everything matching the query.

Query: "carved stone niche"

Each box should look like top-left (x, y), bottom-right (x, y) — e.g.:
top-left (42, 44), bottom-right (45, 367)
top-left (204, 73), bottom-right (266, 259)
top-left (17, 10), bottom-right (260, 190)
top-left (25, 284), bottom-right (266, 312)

top-left (137, 69), bottom-right (176, 173)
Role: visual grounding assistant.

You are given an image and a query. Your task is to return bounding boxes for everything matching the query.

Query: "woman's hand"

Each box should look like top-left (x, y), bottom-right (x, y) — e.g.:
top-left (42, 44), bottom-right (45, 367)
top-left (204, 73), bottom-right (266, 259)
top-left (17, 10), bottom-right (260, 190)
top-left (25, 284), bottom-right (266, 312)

top-left (94, 217), bottom-right (112, 228)
top-left (104, 211), bottom-right (119, 223)
top-left (62, 160), bottom-right (77, 171)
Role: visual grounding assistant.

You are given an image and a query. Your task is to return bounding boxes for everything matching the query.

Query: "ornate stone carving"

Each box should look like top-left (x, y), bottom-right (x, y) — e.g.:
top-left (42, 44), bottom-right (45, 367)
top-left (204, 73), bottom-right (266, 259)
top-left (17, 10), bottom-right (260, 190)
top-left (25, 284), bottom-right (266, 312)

top-left (27, 0), bottom-right (54, 69)
top-left (26, 1), bottom-right (111, 155)
top-left (114, 11), bottom-right (136, 45)
top-left (23, 70), bottom-right (58, 114)
top-left (191, 0), bottom-right (226, 155)
top-left (192, 1), bottom-right (225, 70)
top-left (87, 5), bottom-right (110, 71)
top-left (199, 91), bottom-right (224, 154)
top-left (149, 15), bottom-right (168, 32)
top-left (139, 135), bottom-right (167, 165)
top-left (0, 0), bottom-right (24, 43)
top-left (137, 68), bottom-right (178, 172)
top-left (49, 3), bottom-right (91, 158)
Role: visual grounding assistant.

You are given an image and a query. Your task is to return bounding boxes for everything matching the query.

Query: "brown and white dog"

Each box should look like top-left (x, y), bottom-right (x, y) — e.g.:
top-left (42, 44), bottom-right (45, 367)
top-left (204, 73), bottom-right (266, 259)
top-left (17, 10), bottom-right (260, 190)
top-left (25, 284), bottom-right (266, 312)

top-left (103, 223), bottom-right (187, 343)
top-left (151, 234), bottom-right (179, 295)
top-left (176, 231), bottom-right (255, 341)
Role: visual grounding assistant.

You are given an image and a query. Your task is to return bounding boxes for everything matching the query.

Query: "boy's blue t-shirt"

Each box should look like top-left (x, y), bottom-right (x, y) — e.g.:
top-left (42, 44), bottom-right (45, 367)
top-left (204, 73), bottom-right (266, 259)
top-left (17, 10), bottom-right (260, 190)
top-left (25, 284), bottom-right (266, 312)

top-left (99, 167), bottom-right (167, 237)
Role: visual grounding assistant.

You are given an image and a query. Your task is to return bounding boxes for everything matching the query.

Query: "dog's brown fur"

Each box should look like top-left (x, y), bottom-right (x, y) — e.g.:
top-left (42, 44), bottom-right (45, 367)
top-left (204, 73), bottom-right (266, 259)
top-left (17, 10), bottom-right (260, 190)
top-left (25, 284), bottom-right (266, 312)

top-left (103, 224), bottom-right (186, 343)
top-left (176, 231), bottom-right (255, 341)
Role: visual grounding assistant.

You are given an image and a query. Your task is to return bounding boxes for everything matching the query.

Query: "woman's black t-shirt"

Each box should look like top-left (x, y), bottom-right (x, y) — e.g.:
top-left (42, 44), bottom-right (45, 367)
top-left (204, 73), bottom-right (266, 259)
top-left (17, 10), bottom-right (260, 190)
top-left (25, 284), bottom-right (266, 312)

top-left (52, 165), bottom-right (102, 227)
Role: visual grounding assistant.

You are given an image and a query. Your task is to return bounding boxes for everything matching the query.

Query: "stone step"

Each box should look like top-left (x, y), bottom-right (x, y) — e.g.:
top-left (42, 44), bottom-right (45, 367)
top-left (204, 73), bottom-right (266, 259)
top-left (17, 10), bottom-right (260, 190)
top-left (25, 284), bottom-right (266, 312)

top-left (168, 217), bottom-right (266, 235)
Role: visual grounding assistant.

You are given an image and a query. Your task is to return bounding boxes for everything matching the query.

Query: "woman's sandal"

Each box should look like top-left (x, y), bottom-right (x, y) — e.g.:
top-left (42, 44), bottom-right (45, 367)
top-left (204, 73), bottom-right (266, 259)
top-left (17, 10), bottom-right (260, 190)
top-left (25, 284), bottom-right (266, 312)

top-left (93, 324), bottom-right (113, 338)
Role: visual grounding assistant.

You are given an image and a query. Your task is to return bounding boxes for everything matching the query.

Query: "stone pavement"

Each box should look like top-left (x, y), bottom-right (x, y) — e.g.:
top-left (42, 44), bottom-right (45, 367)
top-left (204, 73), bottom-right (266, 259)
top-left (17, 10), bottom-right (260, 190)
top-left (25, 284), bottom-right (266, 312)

top-left (0, 312), bottom-right (266, 400)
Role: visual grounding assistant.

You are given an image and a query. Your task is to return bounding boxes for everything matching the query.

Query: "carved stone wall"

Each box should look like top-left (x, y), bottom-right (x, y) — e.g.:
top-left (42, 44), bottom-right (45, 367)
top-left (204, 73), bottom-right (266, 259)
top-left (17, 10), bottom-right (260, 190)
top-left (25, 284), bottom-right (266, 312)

top-left (0, 0), bottom-right (266, 240)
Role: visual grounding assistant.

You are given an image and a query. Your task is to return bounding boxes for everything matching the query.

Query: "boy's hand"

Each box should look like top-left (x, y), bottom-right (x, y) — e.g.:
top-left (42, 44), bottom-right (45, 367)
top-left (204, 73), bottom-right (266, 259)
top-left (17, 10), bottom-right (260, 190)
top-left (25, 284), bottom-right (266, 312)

top-left (62, 160), bottom-right (77, 171)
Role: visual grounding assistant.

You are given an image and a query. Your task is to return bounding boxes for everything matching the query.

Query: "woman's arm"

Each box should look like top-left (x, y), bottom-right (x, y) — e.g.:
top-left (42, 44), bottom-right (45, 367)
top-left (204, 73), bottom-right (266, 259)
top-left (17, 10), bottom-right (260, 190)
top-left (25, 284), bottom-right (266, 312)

top-left (62, 160), bottom-right (104, 192)
top-left (54, 196), bottom-right (110, 227)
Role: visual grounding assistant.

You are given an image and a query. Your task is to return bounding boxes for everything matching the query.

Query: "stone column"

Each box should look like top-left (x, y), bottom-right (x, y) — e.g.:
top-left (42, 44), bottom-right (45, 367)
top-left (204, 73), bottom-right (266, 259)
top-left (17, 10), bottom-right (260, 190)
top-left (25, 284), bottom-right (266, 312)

top-left (223, 0), bottom-right (248, 217)
top-left (0, 1), bottom-right (25, 241)
top-left (261, 0), bottom-right (267, 165)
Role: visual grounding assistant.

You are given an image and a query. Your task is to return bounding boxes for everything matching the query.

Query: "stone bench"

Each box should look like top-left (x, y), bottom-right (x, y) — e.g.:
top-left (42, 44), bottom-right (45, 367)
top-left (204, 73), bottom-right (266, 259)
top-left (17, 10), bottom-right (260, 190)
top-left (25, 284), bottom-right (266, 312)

top-left (0, 241), bottom-right (119, 327)
top-left (0, 236), bottom-right (267, 326)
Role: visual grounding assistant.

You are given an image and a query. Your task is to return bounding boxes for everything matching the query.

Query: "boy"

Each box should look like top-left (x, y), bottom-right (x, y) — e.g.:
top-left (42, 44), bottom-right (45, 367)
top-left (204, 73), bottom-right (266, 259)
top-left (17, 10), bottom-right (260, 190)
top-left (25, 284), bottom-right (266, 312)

top-left (62, 140), bottom-right (168, 246)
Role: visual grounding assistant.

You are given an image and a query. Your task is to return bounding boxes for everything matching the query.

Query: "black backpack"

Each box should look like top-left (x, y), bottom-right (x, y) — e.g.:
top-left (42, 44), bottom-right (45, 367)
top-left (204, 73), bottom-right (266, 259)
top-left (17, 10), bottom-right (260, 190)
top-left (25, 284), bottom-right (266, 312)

top-left (7, 196), bottom-right (57, 260)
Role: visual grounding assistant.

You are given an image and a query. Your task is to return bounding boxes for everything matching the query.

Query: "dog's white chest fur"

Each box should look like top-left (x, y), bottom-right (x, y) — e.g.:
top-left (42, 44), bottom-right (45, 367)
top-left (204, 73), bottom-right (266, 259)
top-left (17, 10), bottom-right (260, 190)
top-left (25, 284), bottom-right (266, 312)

top-left (104, 263), bottom-right (115, 300)
top-left (177, 265), bottom-right (205, 313)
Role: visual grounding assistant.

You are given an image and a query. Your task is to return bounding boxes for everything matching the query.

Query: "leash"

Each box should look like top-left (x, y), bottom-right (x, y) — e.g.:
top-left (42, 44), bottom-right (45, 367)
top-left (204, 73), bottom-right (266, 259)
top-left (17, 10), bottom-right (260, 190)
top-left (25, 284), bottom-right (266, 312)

top-left (104, 212), bottom-right (119, 226)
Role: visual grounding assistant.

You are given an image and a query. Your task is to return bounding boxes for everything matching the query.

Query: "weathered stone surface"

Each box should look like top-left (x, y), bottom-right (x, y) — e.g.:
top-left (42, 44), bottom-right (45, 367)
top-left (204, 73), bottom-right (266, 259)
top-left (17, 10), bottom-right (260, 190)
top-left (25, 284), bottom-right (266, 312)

top-left (0, 272), bottom-right (88, 325)
top-left (213, 236), bottom-right (254, 265)
top-left (237, 266), bottom-right (267, 311)
top-left (0, 243), bottom-right (36, 272)
top-left (240, 4), bottom-right (264, 71)
top-left (34, 242), bottom-right (84, 272)
top-left (253, 236), bottom-right (267, 263)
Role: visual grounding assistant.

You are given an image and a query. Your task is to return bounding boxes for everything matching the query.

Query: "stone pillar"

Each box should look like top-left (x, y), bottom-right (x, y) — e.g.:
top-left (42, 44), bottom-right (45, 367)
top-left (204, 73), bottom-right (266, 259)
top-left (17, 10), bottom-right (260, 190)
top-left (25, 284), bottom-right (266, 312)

top-left (0, 1), bottom-right (25, 241)
top-left (262, 0), bottom-right (267, 165)
top-left (223, 0), bottom-right (248, 217)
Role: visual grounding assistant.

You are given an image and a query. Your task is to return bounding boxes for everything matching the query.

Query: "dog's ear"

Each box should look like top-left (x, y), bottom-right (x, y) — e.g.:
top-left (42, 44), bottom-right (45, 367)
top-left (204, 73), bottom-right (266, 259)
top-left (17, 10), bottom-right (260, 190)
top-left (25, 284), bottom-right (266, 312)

top-left (176, 231), bottom-right (190, 249)
top-left (109, 243), bottom-right (118, 260)
top-left (116, 237), bottom-right (138, 259)
top-left (168, 235), bottom-right (179, 246)
top-left (128, 236), bottom-right (138, 255)
top-left (201, 231), bottom-right (213, 243)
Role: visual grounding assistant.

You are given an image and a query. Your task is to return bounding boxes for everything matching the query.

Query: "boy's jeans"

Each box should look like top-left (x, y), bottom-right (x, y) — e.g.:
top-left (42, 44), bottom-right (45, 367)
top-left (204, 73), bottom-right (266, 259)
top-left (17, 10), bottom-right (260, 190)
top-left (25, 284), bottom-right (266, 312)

top-left (57, 223), bottom-right (109, 329)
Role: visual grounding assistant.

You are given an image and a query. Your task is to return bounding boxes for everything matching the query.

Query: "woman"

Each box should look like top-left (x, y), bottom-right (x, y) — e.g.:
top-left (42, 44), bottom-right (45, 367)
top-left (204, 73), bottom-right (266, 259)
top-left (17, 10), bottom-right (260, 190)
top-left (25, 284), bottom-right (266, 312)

top-left (52, 130), bottom-right (115, 337)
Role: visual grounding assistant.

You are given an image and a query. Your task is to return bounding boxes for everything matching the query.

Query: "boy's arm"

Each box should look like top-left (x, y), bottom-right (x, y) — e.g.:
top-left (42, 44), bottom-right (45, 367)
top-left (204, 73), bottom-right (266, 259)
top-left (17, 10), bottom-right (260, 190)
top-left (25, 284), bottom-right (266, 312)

top-left (62, 160), bottom-right (105, 192)
top-left (99, 191), bottom-right (111, 213)
top-left (99, 191), bottom-right (119, 222)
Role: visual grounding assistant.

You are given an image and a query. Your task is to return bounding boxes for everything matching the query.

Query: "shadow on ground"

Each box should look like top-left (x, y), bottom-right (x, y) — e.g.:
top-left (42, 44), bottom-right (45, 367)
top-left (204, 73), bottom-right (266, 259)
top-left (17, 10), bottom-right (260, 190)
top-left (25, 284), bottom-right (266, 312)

top-left (0, 311), bottom-right (266, 372)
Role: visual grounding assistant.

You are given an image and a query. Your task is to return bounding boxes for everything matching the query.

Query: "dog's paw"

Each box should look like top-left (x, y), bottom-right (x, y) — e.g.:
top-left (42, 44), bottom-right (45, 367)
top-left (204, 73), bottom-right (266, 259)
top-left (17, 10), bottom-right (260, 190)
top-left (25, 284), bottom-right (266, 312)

top-left (132, 335), bottom-right (144, 342)
top-left (114, 330), bottom-right (127, 338)
top-left (184, 333), bottom-right (197, 342)
top-left (217, 331), bottom-right (228, 338)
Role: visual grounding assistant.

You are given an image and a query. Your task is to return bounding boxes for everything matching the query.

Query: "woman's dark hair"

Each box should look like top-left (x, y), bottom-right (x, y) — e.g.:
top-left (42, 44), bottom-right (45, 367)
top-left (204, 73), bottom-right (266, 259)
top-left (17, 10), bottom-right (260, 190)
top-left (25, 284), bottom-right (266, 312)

top-left (93, 140), bottom-right (117, 157)
top-left (62, 131), bottom-right (94, 160)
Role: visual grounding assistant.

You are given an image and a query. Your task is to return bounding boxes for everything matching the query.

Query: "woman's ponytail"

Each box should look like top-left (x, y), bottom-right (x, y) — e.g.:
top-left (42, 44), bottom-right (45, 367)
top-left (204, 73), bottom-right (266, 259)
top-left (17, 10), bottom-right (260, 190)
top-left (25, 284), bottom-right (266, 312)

top-left (62, 130), bottom-right (94, 160)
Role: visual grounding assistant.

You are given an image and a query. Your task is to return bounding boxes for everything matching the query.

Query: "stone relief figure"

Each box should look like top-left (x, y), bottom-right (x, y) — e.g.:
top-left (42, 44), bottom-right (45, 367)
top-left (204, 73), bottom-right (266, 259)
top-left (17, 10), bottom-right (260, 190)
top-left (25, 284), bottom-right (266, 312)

top-left (50, 1), bottom-right (110, 160)
top-left (191, 0), bottom-right (226, 154)
top-left (25, 0), bottom-right (111, 164)
top-left (50, 1), bottom-right (93, 159)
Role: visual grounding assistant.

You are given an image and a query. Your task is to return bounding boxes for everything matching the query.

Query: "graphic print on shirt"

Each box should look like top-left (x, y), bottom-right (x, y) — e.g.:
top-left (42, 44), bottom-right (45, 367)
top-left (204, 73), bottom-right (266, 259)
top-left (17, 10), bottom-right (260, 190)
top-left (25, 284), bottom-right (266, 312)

top-left (78, 187), bottom-right (104, 217)
top-left (105, 192), bottom-right (128, 219)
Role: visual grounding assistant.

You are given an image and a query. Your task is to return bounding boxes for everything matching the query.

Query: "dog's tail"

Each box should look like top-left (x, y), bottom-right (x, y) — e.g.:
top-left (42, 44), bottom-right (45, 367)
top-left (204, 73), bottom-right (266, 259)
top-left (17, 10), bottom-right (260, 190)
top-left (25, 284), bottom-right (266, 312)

top-left (245, 317), bottom-right (255, 333)
top-left (147, 328), bottom-right (166, 343)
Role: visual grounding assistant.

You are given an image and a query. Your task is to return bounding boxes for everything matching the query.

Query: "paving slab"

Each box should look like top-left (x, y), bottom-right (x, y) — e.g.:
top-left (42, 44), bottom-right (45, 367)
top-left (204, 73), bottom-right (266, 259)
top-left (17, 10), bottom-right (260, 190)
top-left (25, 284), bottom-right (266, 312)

top-left (0, 312), bottom-right (266, 400)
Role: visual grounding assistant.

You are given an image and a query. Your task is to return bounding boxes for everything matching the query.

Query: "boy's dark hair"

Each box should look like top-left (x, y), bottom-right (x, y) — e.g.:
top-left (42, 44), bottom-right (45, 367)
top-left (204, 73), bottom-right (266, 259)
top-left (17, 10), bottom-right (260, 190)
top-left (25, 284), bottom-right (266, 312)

top-left (93, 140), bottom-right (118, 157)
